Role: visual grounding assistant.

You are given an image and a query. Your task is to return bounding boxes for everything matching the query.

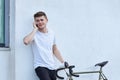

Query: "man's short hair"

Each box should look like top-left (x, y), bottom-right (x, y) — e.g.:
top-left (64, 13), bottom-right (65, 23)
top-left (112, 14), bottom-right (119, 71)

top-left (34, 11), bottom-right (48, 19)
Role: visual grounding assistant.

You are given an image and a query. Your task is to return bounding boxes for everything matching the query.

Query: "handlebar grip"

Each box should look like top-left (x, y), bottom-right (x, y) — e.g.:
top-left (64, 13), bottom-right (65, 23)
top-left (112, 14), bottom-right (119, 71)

top-left (56, 65), bottom-right (79, 79)
top-left (64, 61), bottom-right (69, 68)
top-left (69, 66), bottom-right (79, 77)
top-left (71, 73), bottom-right (79, 77)
top-left (56, 67), bottom-right (65, 79)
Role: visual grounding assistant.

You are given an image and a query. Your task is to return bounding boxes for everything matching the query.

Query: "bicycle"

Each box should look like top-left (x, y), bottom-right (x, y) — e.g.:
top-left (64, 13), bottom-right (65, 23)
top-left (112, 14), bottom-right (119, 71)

top-left (56, 61), bottom-right (108, 80)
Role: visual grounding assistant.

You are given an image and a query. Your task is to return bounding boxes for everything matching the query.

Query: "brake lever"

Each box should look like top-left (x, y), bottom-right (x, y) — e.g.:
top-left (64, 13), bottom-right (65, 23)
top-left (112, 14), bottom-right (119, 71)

top-left (69, 66), bottom-right (79, 77)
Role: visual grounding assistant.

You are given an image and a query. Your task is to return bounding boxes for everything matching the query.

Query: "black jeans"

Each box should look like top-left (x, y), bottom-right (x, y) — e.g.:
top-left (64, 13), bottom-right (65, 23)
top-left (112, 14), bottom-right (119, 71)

top-left (35, 66), bottom-right (56, 80)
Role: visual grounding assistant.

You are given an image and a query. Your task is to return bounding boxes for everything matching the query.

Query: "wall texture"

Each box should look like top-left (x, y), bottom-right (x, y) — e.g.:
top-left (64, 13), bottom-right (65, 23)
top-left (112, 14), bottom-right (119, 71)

top-left (0, 0), bottom-right (119, 80)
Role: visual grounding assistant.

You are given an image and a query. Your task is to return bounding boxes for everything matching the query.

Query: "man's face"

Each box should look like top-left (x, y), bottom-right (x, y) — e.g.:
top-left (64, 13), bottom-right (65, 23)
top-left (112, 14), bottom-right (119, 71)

top-left (34, 16), bottom-right (48, 29)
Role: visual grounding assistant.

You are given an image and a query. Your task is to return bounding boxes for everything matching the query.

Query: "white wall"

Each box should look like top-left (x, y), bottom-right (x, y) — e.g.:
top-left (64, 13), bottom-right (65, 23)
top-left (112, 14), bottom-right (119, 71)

top-left (0, 51), bottom-right (10, 80)
top-left (15, 0), bottom-right (120, 80)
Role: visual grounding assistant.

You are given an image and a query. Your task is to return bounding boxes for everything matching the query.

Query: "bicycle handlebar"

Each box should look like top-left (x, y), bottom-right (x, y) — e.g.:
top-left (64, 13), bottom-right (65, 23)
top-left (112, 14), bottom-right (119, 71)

top-left (56, 65), bottom-right (79, 79)
top-left (56, 61), bottom-right (108, 79)
top-left (56, 67), bottom-right (66, 79)
top-left (69, 66), bottom-right (79, 77)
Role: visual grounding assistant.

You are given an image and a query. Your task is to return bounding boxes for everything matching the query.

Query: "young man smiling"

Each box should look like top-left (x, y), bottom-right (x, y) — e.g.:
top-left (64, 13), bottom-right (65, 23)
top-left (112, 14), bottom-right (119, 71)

top-left (23, 11), bottom-right (65, 80)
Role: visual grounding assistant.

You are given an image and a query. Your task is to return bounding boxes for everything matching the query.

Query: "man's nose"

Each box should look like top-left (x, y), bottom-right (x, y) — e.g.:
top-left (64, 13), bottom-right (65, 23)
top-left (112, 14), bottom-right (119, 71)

top-left (38, 21), bottom-right (42, 23)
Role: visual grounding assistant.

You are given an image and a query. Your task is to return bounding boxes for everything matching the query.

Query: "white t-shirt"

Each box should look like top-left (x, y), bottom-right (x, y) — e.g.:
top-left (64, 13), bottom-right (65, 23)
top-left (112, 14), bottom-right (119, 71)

top-left (31, 29), bottom-right (56, 70)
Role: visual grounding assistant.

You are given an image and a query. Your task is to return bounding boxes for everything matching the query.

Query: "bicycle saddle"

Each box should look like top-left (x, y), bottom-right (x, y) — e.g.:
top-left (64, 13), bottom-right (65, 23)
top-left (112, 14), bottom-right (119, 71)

top-left (95, 61), bottom-right (108, 67)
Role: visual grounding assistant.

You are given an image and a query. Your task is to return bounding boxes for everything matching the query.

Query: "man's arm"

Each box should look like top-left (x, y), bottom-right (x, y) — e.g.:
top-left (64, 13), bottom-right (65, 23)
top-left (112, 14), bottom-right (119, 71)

top-left (23, 23), bottom-right (38, 45)
top-left (53, 44), bottom-right (64, 63)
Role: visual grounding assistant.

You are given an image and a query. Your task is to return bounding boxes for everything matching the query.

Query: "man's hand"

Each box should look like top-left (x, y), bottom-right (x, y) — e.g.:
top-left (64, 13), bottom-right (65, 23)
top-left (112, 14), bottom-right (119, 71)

top-left (23, 22), bottom-right (38, 45)
top-left (59, 61), bottom-right (69, 68)
top-left (33, 22), bottom-right (38, 30)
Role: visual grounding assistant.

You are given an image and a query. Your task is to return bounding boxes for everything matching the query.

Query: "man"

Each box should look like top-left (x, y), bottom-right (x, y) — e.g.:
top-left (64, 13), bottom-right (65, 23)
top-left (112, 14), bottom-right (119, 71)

top-left (23, 11), bottom-right (65, 80)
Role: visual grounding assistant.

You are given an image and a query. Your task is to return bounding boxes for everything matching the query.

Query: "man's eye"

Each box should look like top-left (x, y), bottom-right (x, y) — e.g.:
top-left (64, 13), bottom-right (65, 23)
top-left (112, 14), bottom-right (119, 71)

top-left (36, 20), bottom-right (39, 22)
top-left (40, 19), bottom-right (44, 21)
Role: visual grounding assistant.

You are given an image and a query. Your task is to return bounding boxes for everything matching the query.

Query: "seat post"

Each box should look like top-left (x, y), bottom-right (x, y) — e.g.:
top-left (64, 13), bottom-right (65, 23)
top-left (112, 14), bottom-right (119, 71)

top-left (98, 66), bottom-right (103, 80)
